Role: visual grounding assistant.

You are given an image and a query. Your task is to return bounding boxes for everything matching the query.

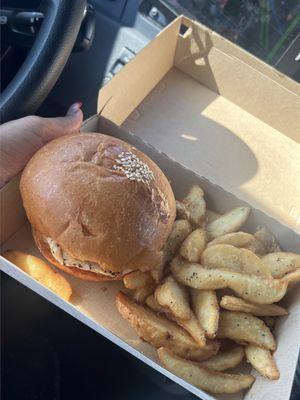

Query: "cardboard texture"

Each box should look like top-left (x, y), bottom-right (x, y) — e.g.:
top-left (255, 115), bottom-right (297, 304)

top-left (99, 17), bottom-right (300, 232)
top-left (1, 16), bottom-right (300, 400)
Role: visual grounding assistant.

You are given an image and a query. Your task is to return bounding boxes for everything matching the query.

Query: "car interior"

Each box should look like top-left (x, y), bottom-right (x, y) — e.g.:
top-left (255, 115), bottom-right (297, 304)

top-left (1, 1), bottom-right (300, 399)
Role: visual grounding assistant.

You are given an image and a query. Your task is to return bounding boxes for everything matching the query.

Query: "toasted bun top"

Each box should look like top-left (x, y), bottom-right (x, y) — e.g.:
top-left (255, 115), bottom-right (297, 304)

top-left (20, 133), bottom-right (176, 273)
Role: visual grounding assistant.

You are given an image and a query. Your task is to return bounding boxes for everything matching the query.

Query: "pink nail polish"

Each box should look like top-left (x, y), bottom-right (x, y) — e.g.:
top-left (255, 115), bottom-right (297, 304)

top-left (67, 102), bottom-right (83, 115)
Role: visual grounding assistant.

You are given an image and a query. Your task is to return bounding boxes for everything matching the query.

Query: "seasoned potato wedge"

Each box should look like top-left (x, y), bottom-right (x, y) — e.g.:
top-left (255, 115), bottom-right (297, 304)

top-left (164, 220), bottom-right (192, 262)
top-left (199, 346), bottom-right (244, 371)
top-left (217, 311), bottom-right (276, 351)
top-left (3, 250), bottom-right (72, 300)
top-left (115, 181), bottom-right (297, 392)
top-left (208, 231), bottom-right (254, 248)
top-left (246, 238), bottom-right (268, 255)
top-left (263, 317), bottom-right (276, 331)
top-left (123, 270), bottom-right (154, 290)
top-left (207, 232), bottom-right (267, 255)
top-left (254, 226), bottom-right (281, 253)
top-left (116, 292), bottom-right (219, 361)
top-left (182, 341), bottom-right (220, 363)
top-left (116, 291), bottom-right (195, 349)
top-left (220, 295), bottom-right (288, 316)
top-left (171, 257), bottom-right (287, 304)
top-left (191, 289), bottom-right (219, 338)
top-left (147, 293), bottom-right (206, 347)
top-left (176, 200), bottom-right (190, 220)
top-left (158, 348), bottom-right (255, 394)
top-left (180, 228), bottom-right (207, 262)
top-left (177, 314), bottom-right (206, 347)
top-left (150, 259), bottom-right (165, 283)
top-left (182, 185), bottom-right (206, 226)
top-left (280, 269), bottom-right (300, 287)
top-left (206, 207), bottom-right (250, 238)
top-left (206, 209), bottom-right (221, 223)
top-left (133, 283), bottom-right (156, 303)
top-left (146, 294), bottom-right (167, 314)
top-left (262, 252), bottom-right (300, 278)
top-left (201, 245), bottom-right (271, 277)
top-left (155, 276), bottom-right (191, 320)
top-left (245, 345), bottom-right (280, 380)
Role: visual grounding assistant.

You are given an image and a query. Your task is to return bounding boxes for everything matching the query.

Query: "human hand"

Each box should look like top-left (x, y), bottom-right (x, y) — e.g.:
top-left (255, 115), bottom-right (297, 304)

top-left (0, 102), bottom-right (83, 188)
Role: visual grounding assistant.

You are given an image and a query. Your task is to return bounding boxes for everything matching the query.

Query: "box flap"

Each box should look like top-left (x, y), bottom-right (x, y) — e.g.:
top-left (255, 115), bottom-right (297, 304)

top-left (123, 68), bottom-right (300, 233)
top-left (97, 17), bottom-right (182, 125)
top-left (177, 16), bottom-right (300, 95)
top-left (174, 18), bottom-right (300, 143)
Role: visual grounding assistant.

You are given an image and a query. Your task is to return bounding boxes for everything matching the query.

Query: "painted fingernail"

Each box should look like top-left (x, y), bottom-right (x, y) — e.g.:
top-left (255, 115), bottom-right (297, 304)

top-left (67, 102), bottom-right (83, 115)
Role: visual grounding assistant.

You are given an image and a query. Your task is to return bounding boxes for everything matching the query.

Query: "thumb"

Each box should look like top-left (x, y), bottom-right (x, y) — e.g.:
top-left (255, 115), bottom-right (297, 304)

top-left (42, 102), bottom-right (84, 141)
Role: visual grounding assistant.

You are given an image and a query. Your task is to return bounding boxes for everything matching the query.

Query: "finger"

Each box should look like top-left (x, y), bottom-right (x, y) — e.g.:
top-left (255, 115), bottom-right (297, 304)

top-left (41, 102), bottom-right (83, 141)
top-left (66, 102), bottom-right (83, 118)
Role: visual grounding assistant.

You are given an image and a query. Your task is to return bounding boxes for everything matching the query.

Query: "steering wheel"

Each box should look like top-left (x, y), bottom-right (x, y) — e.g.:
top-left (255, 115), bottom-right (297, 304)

top-left (0, 0), bottom-right (87, 123)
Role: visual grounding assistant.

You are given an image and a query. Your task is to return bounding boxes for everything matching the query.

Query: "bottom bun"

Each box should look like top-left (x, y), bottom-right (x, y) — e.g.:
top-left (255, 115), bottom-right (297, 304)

top-left (33, 230), bottom-right (122, 282)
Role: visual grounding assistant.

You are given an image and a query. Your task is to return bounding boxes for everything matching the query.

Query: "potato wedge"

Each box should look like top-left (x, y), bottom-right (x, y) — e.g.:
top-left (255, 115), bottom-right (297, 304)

top-left (262, 252), bottom-right (300, 278)
top-left (3, 250), bottom-right (72, 300)
top-left (206, 209), bottom-right (221, 223)
top-left (176, 200), bottom-right (190, 220)
top-left (245, 345), bottom-right (280, 380)
top-left (280, 269), bottom-right (300, 287)
top-left (123, 270), bottom-right (154, 290)
top-left (191, 289), bottom-right (219, 338)
top-left (246, 239), bottom-right (268, 255)
top-left (164, 220), bottom-right (192, 262)
top-left (220, 295), bottom-right (288, 316)
top-left (262, 317), bottom-right (276, 331)
top-left (208, 231), bottom-right (254, 248)
top-left (116, 292), bottom-right (219, 361)
top-left (182, 185), bottom-right (206, 226)
top-left (171, 257), bottom-right (287, 304)
top-left (254, 226), bottom-right (281, 253)
top-left (146, 294), bottom-right (206, 347)
top-left (183, 341), bottom-right (220, 363)
top-left (158, 347), bottom-right (255, 394)
top-left (201, 245), bottom-right (271, 277)
top-left (146, 294), bottom-right (167, 314)
top-left (199, 346), bottom-right (244, 371)
top-left (206, 206), bottom-right (250, 238)
top-left (133, 283), bottom-right (155, 303)
top-left (155, 276), bottom-right (191, 320)
top-left (180, 228), bottom-right (207, 263)
top-left (150, 260), bottom-right (165, 283)
top-left (217, 311), bottom-right (276, 350)
top-left (117, 291), bottom-right (195, 348)
top-left (207, 232), bottom-right (267, 255)
top-left (177, 314), bottom-right (206, 347)
top-left (183, 341), bottom-right (220, 362)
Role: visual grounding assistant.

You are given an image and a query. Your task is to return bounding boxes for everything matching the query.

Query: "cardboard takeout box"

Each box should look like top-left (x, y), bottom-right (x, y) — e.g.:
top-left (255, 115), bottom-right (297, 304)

top-left (1, 16), bottom-right (300, 400)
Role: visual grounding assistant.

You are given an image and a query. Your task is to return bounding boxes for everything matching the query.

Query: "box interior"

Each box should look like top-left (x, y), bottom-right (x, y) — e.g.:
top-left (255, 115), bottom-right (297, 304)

top-left (122, 67), bottom-right (300, 234)
top-left (98, 16), bottom-right (300, 233)
top-left (1, 15), bottom-right (300, 400)
top-left (1, 117), bottom-right (300, 400)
